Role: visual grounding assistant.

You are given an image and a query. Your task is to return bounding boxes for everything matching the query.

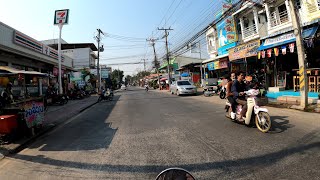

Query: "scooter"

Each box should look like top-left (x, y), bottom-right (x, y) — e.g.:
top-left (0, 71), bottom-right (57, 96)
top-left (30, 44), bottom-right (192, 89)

top-left (97, 89), bottom-right (113, 102)
top-left (219, 86), bottom-right (226, 99)
top-left (225, 89), bottom-right (271, 133)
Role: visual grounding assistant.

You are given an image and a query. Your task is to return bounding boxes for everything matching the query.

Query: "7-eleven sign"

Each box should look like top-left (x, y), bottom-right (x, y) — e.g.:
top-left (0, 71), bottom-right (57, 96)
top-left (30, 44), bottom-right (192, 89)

top-left (54, 9), bottom-right (69, 25)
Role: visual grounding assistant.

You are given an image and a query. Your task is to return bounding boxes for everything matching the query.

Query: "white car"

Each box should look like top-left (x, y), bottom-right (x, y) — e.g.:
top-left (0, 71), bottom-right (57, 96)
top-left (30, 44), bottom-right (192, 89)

top-left (121, 85), bottom-right (126, 90)
top-left (170, 80), bottom-right (197, 96)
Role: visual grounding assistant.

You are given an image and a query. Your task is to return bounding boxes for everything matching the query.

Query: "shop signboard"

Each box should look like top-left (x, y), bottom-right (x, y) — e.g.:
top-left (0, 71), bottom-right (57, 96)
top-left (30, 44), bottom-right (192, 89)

top-left (264, 33), bottom-right (295, 47)
top-left (228, 40), bottom-right (260, 61)
top-left (13, 31), bottom-right (65, 61)
top-left (54, 9), bottom-right (69, 25)
top-left (24, 101), bottom-right (45, 128)
top-left (219, 59), bottom-right (228, 69)
top-left (101, 68), bottom-right (109, 78)
top-left (53, 67), bottom-right (64, 76)
top-left (208, 62), bottom-right (215, 71)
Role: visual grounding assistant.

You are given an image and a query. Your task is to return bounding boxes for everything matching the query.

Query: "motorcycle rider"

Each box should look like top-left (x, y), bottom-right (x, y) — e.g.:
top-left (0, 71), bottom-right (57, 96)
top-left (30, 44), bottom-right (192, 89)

top-left (231, 71), bottom-right (247, 120)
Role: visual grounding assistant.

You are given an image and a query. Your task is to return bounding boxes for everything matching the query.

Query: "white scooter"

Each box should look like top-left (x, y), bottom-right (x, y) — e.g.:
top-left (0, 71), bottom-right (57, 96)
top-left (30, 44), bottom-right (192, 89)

top-left (225, 89), bottom-right (271, 133)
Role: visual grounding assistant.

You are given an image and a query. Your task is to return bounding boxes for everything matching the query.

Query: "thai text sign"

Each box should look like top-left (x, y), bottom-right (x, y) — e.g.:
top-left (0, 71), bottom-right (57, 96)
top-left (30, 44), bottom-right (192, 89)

top-left (228, 40), bottom-right (260, 61)
top-left (217, 16), bottom-right (237, 55)
top-left (24, 101), bottom-right (45, 128)
top-left (264, 33), bottom-right (295, 46)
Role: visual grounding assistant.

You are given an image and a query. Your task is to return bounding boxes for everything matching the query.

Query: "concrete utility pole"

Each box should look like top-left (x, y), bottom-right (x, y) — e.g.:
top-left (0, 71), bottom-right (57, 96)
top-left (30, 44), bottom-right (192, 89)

top-left (95, 29), bottom-right (104, 91)
top-left (158, 27), bottom-right (173, 86)
top-left (141, 58), bottom-right (147, 71)
top-left (147, 38), bottom-right (160, 89)
top-left (288, 0), bottom-right (308, 109)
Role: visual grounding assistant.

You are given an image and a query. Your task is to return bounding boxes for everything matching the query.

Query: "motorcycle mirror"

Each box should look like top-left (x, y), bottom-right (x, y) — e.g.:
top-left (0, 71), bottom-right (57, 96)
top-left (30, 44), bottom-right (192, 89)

top-left (155, 168), bottom-right (195, 180)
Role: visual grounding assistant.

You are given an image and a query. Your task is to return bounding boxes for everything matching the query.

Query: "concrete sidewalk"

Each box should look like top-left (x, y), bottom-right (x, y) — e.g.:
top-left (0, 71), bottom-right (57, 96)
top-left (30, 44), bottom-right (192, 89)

top-left (0, 96), bottom-right (98, 159)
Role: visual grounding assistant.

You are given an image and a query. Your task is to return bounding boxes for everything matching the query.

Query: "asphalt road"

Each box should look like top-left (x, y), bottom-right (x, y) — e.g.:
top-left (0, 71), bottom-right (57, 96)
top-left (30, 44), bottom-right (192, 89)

top-left (0, 87), bottom-right (319, 179)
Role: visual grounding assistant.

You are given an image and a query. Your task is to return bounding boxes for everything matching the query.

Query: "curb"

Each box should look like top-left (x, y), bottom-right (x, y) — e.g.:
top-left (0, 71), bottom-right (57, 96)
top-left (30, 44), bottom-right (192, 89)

top-left (0, 101), bottom-right (98, 160)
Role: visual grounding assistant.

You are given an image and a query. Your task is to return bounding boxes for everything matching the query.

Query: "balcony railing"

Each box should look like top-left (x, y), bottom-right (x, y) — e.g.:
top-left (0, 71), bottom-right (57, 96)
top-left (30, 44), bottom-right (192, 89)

top-left (243, 24), bottom-right (257, 38)
top-left (269, 10), bottom-right (289, 28)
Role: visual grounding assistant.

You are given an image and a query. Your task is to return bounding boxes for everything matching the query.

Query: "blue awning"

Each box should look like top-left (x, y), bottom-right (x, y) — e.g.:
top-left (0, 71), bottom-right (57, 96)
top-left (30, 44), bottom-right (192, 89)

top-left (302, 26), bottom-right (318, 38)
top-left (258, 26), bottom-right (318, 51)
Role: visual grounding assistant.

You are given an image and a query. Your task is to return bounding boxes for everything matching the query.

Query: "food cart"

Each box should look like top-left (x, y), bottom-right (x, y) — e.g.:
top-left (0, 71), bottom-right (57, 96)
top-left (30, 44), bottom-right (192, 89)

top-left (0, 66), bottom-right (48, 142)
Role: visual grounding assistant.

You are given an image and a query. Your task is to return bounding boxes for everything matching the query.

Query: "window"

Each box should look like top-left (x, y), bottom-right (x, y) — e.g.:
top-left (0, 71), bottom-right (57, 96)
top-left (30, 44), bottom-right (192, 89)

top-left (177, 81), bottom-right (191, 86)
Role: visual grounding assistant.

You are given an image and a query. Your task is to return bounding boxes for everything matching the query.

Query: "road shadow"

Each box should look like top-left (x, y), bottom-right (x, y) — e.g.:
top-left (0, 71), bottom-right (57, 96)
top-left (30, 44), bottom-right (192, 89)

top-left (26, 95), bottom-right (120, 152)
top-left (10, 140), bottom-right (320, 178)
top-left (269, 116), bottom-right (294, 134)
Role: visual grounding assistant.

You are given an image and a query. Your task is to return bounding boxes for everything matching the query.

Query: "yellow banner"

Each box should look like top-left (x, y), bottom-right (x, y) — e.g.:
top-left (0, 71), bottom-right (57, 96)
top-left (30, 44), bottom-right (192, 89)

top-left (228, 40), bottom-right (260, 61)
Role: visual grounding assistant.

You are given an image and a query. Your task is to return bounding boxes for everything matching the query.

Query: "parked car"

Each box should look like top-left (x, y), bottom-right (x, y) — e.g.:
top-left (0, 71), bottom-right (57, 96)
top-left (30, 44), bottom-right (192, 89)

top-left (170, 80), bottom-right (197, 96)
top-left (121, 85), bottom-right (127, 90)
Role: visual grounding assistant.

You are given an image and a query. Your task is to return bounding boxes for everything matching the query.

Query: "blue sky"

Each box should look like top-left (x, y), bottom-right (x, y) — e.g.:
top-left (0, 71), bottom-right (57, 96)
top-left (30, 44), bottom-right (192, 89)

top-left (0, 0), bottom-right (224, 75)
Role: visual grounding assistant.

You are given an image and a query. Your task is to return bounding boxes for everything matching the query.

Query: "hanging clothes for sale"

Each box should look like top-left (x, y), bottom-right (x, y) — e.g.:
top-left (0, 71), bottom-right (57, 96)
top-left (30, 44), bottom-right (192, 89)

top-left (289, 43), bottom-right (295, 53)
top-left (267, 49), bottom-right (272, 57)
top-left (261, 50), bottom-right (266, 58)
top-left (281, 46), bottom-right (287, 55)
top-left (274, 48), bottom-right (279, 56)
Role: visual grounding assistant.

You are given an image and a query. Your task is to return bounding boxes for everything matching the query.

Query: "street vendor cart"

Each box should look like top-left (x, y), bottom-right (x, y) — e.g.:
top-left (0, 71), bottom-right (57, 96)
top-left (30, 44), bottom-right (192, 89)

top-left (0, 66), bottom-right (48, 142)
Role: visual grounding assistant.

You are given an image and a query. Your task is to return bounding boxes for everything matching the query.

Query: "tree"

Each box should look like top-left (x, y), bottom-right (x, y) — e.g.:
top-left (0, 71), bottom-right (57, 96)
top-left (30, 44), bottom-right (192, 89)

top-left (111, 69), bottom-right (124, 89)
top-left (125, 75), bottom-right (132, 85)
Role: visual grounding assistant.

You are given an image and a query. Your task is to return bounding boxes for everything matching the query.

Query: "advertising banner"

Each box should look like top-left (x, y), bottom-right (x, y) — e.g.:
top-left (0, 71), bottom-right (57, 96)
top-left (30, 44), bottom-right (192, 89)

top-left (24, 102), bottom-right (45, 128)
top-left (228, 40), bottom-right (260, 61)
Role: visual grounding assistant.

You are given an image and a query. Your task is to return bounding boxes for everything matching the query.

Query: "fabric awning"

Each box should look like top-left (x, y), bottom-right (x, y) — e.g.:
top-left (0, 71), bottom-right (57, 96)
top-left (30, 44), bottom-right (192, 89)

top-left (258, 26), bottom-right (319, 51)
top-left (202, 54), bottom-right (228, 64)
top-left (0, 66), bottom-right (47, 76)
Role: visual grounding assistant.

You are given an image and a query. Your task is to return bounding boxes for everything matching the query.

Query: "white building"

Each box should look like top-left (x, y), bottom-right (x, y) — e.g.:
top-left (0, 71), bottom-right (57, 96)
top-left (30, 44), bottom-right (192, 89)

top-left (42, 40), bottom-right (98, 70)
top-left (233, 1), bottom-right (268, 43)
top-left (0, 21), bottom-right (74, 73)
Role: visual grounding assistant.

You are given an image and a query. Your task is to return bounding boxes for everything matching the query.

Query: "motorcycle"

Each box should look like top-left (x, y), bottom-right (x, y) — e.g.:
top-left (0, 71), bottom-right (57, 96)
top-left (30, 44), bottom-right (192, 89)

top-left (225, 89), bottom-right (271, 133)
top-left (97, 89), bottom-right (113, 102)
top-left (156, 168), bottom-right (195, 180)
top-left (219, 86), bottom-right (226, 99)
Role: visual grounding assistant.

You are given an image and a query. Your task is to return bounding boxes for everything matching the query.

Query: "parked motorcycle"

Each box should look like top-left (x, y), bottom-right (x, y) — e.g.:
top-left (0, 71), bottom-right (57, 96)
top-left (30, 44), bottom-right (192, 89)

top-left (97, 89), bottom-right (113, 102)
top-left (44, 92), bottom-right (68, 110)
top-left (225, 89), bottom-right (271, 133)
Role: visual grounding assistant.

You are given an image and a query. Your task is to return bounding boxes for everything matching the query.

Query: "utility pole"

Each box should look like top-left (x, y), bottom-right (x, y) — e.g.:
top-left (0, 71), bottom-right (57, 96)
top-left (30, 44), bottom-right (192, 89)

top-left (158, 27), bottom-right (173, 87)
top-left (141, 58), bottom-right (147, 71)
top-left (147, 38), bottom-right (160, 89)
top-left (95, 29), bottom-right (104, 91)
top-left (288, 0), bottom-right (308, 109)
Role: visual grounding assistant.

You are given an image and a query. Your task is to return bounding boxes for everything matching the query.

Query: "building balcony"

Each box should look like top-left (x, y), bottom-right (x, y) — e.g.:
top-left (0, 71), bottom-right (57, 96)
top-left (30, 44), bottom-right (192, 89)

top-left (242, 24), bottom-right (259, 42)
top-left (270, 10), bottom-right (289, 27)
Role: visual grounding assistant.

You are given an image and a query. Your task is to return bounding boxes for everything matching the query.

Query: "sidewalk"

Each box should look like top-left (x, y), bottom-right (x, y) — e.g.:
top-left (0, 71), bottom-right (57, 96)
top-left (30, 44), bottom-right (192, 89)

top-left (0, 95), bottom-right (98, 159)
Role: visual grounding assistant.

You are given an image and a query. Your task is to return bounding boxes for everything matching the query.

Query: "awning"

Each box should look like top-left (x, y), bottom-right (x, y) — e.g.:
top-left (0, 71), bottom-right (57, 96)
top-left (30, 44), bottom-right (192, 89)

top-left (159, 58), bottom-right (177, 70)
top-left (202, 54), bottom-right (228, 64)
top-left (302, 26), bottom-right (318, 39)
top-left (258, 26), bottom-right (319, 51)
top-left (232, 2), bottom-right (253, 16)
top-left (0, 66), bottom-right (47, 76)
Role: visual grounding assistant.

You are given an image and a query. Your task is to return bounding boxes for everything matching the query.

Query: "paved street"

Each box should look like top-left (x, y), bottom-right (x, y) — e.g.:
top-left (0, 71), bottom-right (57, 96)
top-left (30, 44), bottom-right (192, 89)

top-left (0, 87), bottom-right (319, 179)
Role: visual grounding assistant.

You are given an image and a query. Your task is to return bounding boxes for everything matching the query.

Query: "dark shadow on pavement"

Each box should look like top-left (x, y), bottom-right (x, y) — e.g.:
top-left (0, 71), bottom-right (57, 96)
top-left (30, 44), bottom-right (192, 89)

top-left (25, 95), bottom-right (120, 152)
top-left (269, 116), bottom-right (294, 134)
top-left (9, 138), bottom-right (320, 176)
